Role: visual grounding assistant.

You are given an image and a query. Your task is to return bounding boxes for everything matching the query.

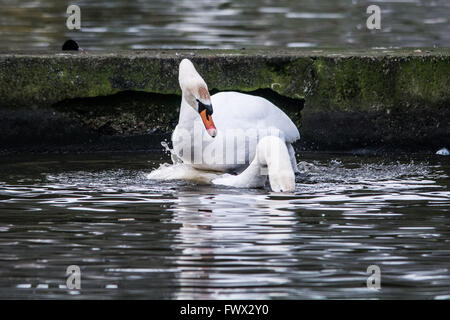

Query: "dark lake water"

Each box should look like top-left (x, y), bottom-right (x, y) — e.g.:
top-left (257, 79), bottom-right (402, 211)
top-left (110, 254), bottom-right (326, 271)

top-left (0, 152), bottom-right (449, 299)
top-left (1, 0), bottom-right (449, 51)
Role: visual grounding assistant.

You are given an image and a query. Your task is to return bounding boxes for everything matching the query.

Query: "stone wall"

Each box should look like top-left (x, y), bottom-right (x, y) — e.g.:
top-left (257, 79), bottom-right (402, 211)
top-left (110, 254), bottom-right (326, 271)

top-left (0, 49), bottom-right (448, 153)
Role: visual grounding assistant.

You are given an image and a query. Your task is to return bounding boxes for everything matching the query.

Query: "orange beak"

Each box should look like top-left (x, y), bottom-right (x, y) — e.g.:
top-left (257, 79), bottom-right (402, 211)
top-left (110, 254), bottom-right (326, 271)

top-left (200, 109), bottom-right (217, 138)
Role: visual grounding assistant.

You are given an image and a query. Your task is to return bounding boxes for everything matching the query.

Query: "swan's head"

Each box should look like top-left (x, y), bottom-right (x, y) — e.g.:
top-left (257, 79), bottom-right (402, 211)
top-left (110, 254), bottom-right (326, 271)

top-left (178, 59), bottom-right (217, 138)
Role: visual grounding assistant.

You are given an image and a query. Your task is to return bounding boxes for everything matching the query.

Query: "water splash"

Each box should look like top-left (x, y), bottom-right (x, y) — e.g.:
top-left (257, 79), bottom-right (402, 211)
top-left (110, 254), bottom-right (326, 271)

top-left (147, 162), bottom-right (223, 184)
top-left (161, 141), bottom-right (183, 164)
top-left (149, 141), bottom-right (225, 184)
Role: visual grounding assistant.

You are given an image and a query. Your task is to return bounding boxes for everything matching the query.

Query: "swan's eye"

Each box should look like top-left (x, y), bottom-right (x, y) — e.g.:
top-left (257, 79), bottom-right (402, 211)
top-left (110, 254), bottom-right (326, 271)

top-left (196, 99), bottom-right (213, 117)
top-left (196, 99), bottom-right (217, 138)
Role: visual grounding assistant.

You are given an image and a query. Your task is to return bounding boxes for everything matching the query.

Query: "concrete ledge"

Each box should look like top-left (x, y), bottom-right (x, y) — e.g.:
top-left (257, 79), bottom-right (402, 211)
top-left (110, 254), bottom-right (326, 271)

top-left (0, 49), bottom-right (449, 153)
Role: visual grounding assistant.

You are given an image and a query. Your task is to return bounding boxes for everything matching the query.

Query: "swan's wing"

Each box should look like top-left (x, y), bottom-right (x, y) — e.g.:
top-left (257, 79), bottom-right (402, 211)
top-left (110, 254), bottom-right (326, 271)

top-left (211, 92), bottom-right (300, 143)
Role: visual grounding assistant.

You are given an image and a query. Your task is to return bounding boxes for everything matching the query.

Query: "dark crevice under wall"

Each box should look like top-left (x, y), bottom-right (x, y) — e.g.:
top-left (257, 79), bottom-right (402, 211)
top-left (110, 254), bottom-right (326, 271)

top-left (1, 87), bottom-right (447, 154)
top-left (300, 106), bottom-right (449, 152)
top-left (1, 87), bottom-right (448, 154)
top-left (0, 89), bottom-right (305, 154)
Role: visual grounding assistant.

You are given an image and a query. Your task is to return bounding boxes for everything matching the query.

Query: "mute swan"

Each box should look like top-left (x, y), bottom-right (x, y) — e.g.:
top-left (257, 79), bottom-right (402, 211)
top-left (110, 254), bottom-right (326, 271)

top-left (172, 59), bottom-right (300, 174)
top-left (149, 59), bottom-right (300, 192)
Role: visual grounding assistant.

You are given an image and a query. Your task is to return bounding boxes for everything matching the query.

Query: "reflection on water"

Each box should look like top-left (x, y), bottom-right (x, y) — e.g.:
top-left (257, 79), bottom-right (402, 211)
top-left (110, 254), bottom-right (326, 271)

top-left (0, 0), bottom-right (449, 51)
top-left (0, 152), bottom-right (449, 299)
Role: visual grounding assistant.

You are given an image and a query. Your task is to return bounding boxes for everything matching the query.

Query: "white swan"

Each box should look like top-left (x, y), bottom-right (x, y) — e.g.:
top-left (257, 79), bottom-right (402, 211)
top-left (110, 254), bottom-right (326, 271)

top-left (172, 59), bottom-right (300, 174)
top-left (149, 59), bottom-right (300, 192)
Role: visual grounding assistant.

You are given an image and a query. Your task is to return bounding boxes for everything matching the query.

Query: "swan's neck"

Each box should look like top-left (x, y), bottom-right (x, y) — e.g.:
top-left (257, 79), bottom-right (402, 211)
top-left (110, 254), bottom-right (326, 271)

top-left (178, 96), bottom-right (198, 127)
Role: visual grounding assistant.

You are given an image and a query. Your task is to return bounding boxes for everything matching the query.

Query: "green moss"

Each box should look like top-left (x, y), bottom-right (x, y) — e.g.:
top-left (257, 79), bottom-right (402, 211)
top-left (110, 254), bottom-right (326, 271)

top-left (1, 48), bottom-right (449, 113)
top-left (308, 56), bottom-right (397, 112)
top-left (395, 56), bottom-right (450, 108)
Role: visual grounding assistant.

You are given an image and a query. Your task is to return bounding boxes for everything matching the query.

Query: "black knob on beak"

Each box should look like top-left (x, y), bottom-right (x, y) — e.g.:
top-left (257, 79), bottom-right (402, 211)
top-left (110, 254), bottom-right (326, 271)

top-left (197, 99), bottom-right (213, 117)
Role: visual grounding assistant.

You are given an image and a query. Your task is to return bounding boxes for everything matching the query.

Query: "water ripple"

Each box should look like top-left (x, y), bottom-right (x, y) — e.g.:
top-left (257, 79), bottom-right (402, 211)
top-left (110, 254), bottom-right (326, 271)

top-left (0, 152), bottom-right (448, 299)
